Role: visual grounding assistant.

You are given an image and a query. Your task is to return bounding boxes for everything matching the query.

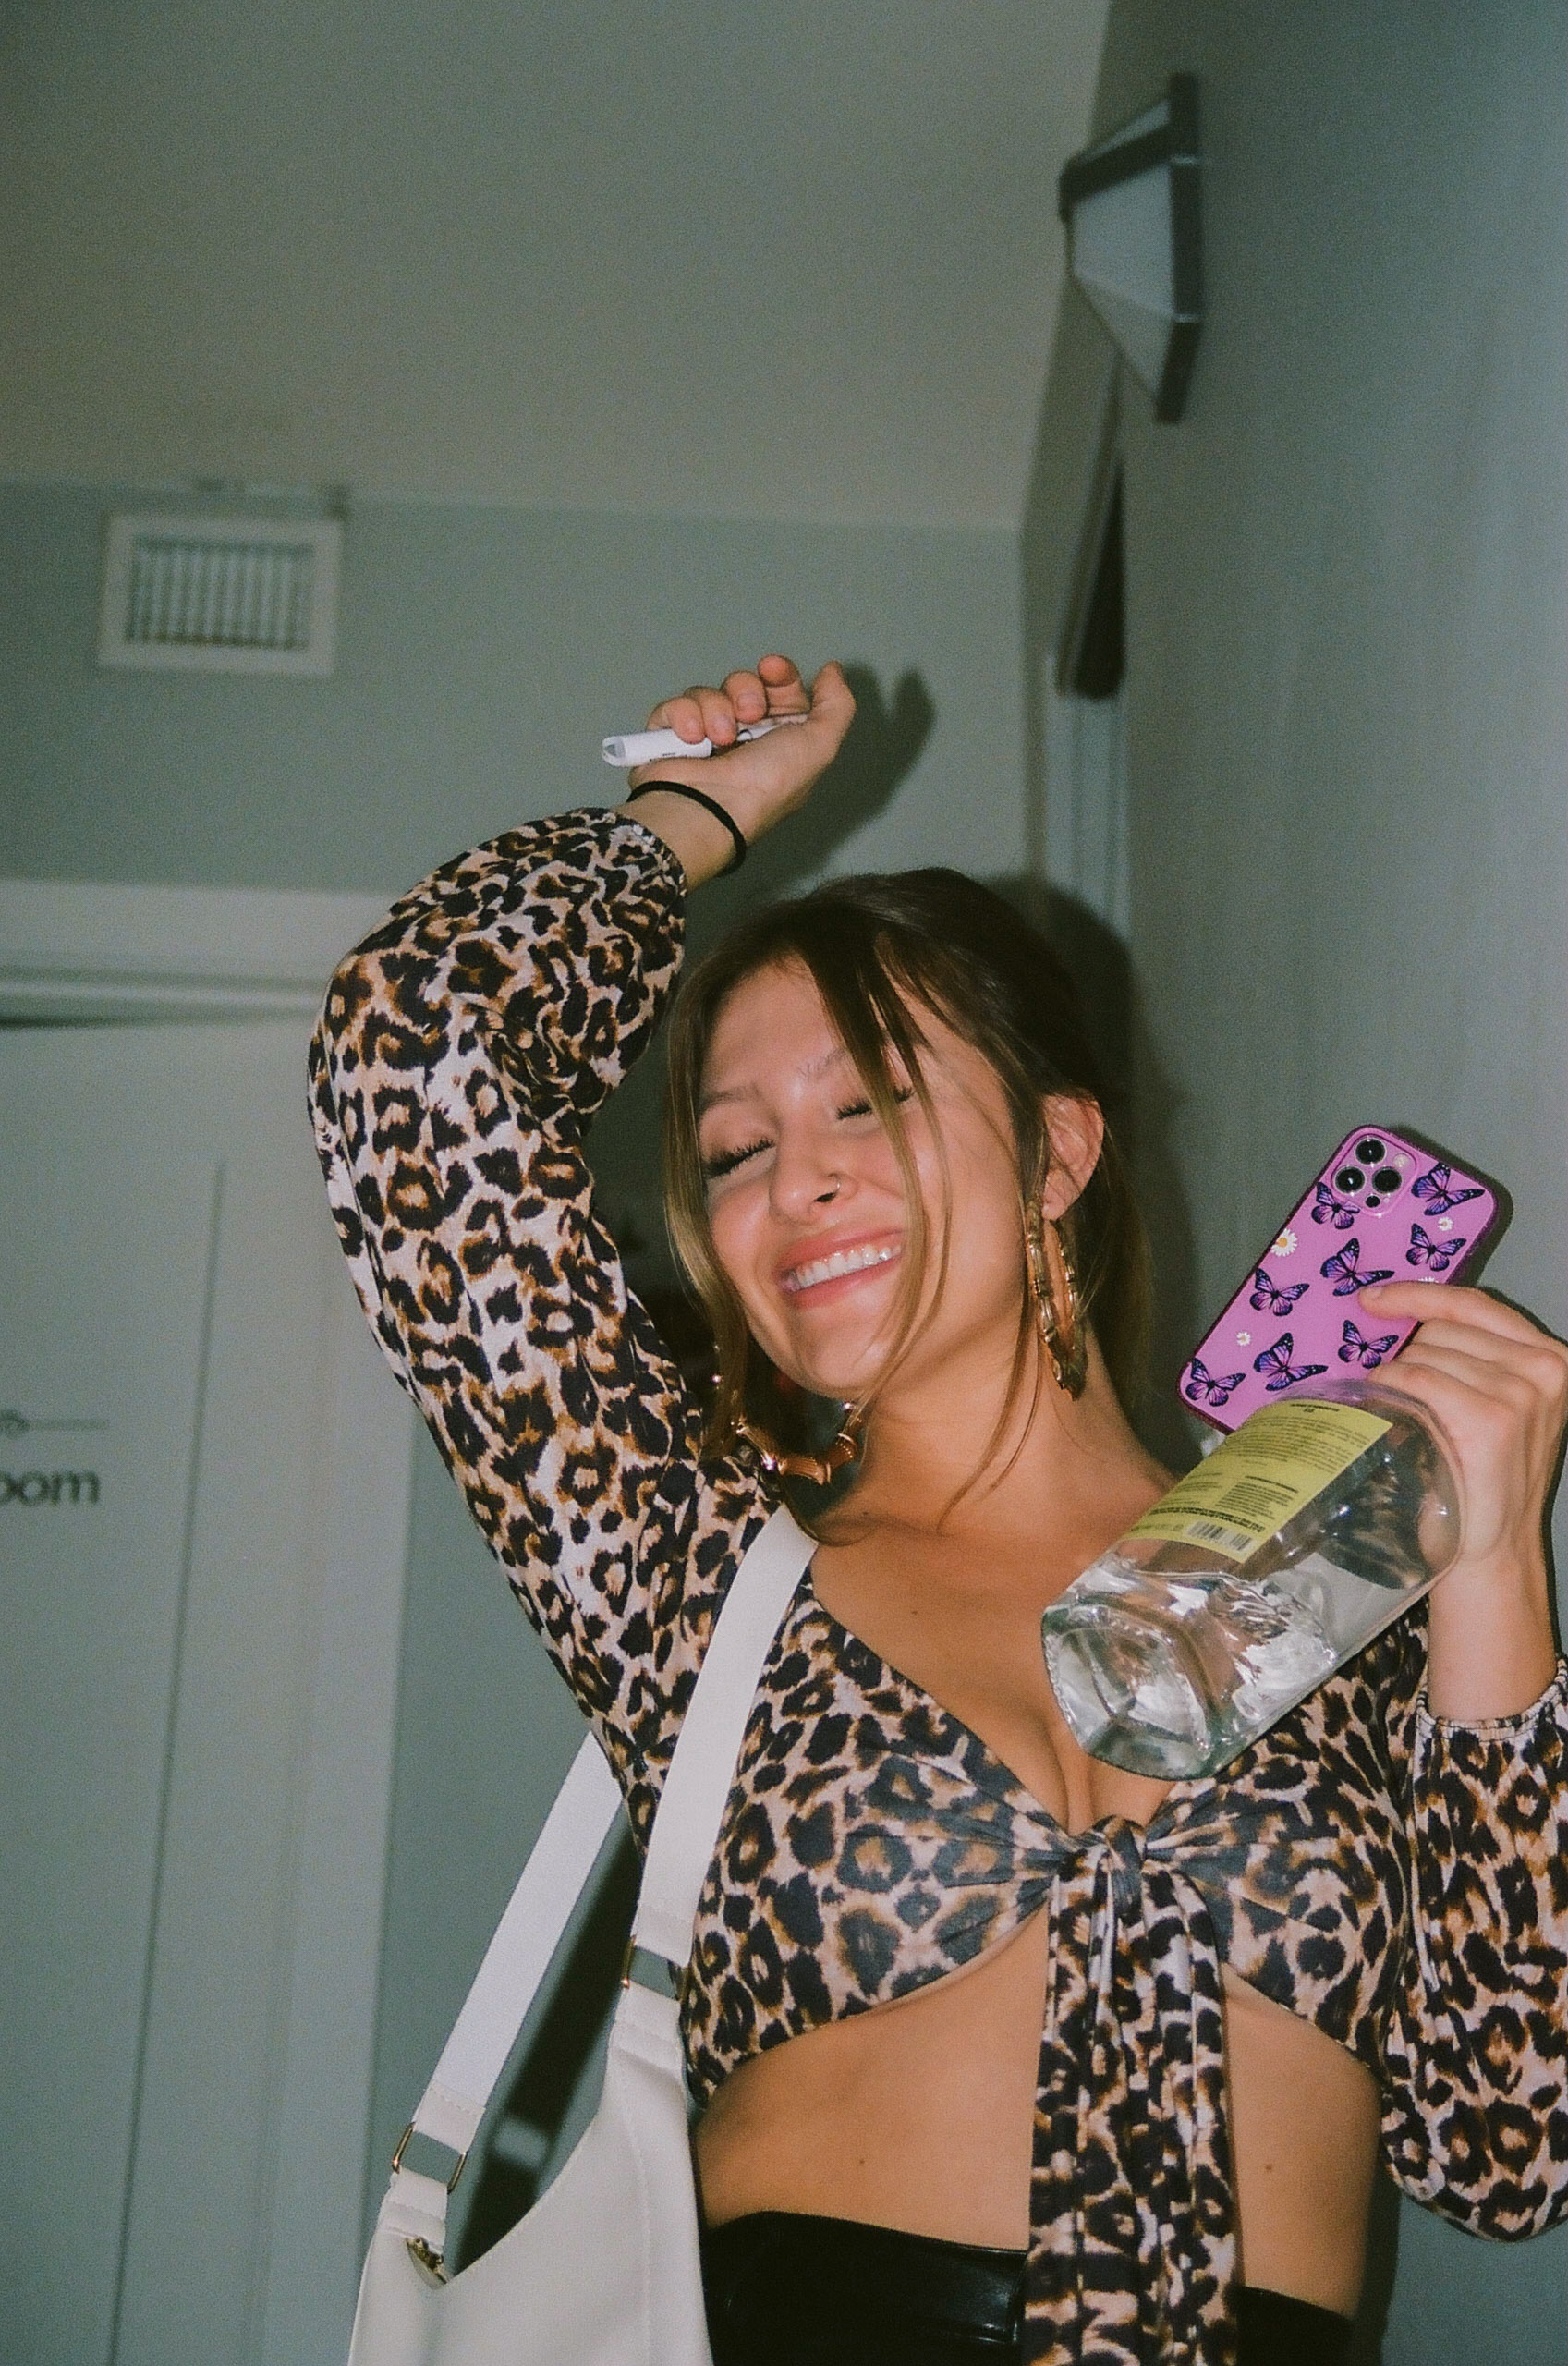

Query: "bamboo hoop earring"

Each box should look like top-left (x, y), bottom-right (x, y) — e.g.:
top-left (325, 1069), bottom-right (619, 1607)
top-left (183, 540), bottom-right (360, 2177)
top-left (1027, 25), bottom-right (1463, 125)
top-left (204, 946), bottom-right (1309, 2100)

top-left (1027, 1217), bottom-right (1088, 1398)
top-left (735, 1405), bottom-right (866, 1486)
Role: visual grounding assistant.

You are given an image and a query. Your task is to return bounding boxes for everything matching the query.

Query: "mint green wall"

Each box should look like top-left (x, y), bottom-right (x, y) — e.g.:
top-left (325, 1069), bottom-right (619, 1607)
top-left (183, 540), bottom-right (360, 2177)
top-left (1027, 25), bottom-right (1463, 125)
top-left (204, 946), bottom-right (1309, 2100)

top-left (1026, 5), bottom-right (1566, 2360)
top-left (0, 482), bottom-right (1023, 895)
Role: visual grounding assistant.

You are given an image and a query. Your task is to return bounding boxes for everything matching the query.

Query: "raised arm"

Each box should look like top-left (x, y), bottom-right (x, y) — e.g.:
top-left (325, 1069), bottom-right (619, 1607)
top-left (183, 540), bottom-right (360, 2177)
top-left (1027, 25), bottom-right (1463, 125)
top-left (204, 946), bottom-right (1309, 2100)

top-left (616, 651), bottom-right (854, 885)
top-left (308, 656), bottom-right (855, 1811)
top-left (309, 813), bottom-right (711, 1742)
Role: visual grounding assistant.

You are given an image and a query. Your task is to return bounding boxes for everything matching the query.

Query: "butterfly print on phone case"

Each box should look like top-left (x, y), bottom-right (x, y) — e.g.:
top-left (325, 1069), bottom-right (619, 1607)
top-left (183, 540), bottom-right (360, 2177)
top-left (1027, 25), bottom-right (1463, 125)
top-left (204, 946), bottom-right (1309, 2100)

top-left (1408, 1223), bottom-right (1466, 1274)
top-left (1253, 1333), bottom-right (1330, 1392)
top-left (1185, 1355), bottom-right (1246, 1408)
top-left (1310, 1182), bottom-right (1359, 1230)
top-left (1412, 1162), bottom-right (1484, 1219)
top-left (1340, 1319), bottom-right (1399, 1370)
top-left (1249, 1265), bottom-right (1310, 1318)
top-left (1320, 1239), bottom-right (1396, 1296)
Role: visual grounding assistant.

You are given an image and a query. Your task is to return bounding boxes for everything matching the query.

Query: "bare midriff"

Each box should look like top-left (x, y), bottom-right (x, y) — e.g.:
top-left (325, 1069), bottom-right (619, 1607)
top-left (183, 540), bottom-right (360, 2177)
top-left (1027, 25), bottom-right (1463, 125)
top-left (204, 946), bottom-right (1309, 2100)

top-left (691, 1904), bottom-right (1051, 2245)
top-left (692, 1538), bottom-right (1382, 2319)
top-left (693, 1911), bottom-right (1380, 2316)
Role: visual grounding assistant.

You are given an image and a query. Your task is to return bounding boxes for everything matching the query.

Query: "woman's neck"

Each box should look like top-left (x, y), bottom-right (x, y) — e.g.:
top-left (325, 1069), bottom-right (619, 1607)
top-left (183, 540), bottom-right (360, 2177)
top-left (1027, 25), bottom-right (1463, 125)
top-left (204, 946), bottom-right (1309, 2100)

top-left (841, 1330), bottom-right (1169, 1552)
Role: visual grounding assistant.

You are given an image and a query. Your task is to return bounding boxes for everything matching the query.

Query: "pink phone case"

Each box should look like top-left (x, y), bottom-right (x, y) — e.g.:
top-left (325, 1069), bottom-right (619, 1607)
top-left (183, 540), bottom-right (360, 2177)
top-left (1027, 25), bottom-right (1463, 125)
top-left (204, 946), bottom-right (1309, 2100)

top-left (1181, 1126), bottom-right (1508, 1434)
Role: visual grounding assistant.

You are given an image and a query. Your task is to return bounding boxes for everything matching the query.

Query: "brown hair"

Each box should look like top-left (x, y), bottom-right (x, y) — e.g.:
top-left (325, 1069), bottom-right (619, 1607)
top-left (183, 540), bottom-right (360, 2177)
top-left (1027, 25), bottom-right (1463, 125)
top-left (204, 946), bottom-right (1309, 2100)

top-left (662, 869), bottom-right (1150, 1467)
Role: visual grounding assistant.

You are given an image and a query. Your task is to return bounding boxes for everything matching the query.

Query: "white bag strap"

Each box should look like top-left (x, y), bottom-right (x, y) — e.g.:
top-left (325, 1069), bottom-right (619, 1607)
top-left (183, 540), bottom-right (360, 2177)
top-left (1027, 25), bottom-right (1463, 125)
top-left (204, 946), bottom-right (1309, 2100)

top-left (629, 1506), bottom-right (813, 1966)
top-left (405, 1736), bottom-right (624, 2157)
top-left (401, 1506), bottom-right (811, 2164)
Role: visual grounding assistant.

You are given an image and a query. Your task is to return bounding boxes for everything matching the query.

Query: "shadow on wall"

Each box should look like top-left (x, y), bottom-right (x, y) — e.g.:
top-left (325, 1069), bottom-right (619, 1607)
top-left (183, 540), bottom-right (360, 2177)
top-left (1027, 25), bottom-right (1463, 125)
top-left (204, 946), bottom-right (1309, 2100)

top-left (1015, 314), bottom-right (1202, 1463)
top-left (687, 657), bottom-right (939, 947)
top-left (991, 877), bottom-right (1198, 1475)
top-left (454, 1834), bottom-right (640, 2273)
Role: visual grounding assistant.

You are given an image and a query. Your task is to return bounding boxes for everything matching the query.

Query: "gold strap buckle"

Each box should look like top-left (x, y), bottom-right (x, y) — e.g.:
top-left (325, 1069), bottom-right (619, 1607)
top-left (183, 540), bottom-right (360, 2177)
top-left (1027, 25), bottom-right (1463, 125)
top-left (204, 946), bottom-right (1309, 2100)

top-left (619, 1939), bottom-right (687, 2001)
top-left (390, 2120), bottom-right (468, 2193)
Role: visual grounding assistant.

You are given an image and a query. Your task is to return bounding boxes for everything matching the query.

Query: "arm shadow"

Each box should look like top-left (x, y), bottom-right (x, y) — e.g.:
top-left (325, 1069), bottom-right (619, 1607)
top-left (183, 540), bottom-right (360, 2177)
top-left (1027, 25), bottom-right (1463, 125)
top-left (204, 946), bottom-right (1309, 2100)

top-left (683, 661), bottom-right (936, 955)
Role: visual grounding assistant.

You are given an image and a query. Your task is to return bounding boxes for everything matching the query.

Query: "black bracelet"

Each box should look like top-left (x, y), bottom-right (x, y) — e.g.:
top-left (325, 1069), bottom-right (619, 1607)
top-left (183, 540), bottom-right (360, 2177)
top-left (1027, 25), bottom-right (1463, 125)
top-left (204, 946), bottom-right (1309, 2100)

top-left (623, 781), bottom-right (748, 874)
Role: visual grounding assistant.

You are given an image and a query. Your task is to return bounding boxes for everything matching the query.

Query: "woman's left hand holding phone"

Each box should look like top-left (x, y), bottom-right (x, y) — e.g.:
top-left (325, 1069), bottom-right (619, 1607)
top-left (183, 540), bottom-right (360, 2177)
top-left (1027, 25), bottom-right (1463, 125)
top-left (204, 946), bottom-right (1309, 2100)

top-left (622, 654), bottom-right (857, 886)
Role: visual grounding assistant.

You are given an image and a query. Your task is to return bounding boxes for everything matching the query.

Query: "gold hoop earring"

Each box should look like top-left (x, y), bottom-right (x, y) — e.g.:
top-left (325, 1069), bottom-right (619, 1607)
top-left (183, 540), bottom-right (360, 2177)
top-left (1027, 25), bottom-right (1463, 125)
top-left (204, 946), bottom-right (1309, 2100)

top-left (734, 1405), bottom-right (866, 1486)
top-left (1027, 1217), bottom-right (1088, 1398)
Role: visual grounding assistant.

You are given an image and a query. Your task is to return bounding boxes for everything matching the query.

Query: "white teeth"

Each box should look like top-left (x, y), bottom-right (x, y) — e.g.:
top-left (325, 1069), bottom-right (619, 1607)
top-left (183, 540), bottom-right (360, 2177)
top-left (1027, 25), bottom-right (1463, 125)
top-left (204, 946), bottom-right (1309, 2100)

top-left (785, 1243), bottom-right (897, 1293)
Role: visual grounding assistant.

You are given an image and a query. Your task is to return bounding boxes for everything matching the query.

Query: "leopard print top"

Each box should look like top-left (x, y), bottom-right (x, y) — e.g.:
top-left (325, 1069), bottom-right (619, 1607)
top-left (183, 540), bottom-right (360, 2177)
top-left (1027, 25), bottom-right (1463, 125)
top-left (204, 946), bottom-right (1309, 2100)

top-left (310, 811), bottom-right (1568, 2366)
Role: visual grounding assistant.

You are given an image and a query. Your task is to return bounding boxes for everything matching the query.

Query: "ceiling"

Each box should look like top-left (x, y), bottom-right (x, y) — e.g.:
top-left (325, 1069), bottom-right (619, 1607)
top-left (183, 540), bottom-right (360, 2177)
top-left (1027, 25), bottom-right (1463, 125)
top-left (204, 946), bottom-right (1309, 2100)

top-left (1, 2), bottom-right (1108, 529)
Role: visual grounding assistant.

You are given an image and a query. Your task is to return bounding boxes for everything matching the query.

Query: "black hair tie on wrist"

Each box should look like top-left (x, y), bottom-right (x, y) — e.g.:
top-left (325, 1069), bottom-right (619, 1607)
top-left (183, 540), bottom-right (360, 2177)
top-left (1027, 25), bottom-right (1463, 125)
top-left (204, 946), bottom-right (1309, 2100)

top-left (623, 781), bottom-right (748, 874)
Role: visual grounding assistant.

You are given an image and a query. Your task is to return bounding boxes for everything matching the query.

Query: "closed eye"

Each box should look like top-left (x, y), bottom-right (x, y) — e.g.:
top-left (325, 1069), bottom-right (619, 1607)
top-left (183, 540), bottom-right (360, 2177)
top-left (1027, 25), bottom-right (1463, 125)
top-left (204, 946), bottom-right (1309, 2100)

top-left (703, 1089), bottom-right (912, 1180)
top-left (836, 1088), bottom-right (913, 1121)
top-left (702, 1135), bottom-right (771, 1180)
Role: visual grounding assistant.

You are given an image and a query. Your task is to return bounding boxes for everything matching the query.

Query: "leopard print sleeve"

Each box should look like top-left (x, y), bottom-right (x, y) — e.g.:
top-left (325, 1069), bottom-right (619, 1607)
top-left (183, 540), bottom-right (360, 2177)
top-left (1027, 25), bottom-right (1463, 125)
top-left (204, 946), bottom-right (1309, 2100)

top-left (307, 808), bottom-right (771, 1828)
top-left (1380, 1650), bottom-right (1568, 2238)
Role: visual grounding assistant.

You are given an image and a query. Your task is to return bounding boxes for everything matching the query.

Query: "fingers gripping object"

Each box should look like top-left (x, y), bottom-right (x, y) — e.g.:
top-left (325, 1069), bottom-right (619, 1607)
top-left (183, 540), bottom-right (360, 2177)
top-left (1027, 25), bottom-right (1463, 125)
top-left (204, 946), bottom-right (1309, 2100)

top-left (601, 714), bottom-right (809, 766)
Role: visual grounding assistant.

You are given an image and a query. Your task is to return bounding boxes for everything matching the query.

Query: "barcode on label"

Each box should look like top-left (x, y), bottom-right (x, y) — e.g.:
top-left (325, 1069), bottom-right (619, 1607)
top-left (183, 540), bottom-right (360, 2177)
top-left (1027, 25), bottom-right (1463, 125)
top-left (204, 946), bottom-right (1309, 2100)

top-left (1181, 1518), bottom-right (1257, 1555)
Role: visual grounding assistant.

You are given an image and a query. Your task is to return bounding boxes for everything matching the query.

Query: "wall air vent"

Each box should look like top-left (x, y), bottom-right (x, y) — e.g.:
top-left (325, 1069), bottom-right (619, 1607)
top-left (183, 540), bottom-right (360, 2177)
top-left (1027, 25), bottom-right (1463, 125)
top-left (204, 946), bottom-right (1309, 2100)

top-left (97, 513), bottom-right (342, 676)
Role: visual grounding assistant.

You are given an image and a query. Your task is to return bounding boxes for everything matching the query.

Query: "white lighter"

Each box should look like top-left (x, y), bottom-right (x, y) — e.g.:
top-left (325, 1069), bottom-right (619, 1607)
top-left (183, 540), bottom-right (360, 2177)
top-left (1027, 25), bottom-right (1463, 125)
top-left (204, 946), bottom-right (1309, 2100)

top-left (601, 714), bottom-right (808, 767)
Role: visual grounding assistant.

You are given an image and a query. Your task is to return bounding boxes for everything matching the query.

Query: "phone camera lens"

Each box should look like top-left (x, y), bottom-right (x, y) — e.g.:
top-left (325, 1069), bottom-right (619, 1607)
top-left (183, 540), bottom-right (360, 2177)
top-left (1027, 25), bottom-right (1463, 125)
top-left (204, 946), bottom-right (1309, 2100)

top-left (1373, 1166), bottom-right (1402, 1193)
top-left (1355, 1137), bottom-right (1385, 1164)
top-left (1335, 1166), bottom-right (1365, 1194)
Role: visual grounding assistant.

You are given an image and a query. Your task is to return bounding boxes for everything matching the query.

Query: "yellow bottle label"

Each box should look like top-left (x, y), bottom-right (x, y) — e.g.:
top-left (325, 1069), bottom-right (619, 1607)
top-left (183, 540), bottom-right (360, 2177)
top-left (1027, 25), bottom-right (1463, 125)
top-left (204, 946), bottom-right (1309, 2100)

top-left (1127, 1400), bottom-right (1392, 1565)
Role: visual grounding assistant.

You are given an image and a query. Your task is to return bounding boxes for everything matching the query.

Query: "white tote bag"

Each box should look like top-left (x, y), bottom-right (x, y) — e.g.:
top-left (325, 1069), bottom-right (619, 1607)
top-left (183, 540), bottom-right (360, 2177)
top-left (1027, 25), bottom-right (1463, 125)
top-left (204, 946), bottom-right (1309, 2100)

top-left (347, 1506), bottom-right (813, 2366)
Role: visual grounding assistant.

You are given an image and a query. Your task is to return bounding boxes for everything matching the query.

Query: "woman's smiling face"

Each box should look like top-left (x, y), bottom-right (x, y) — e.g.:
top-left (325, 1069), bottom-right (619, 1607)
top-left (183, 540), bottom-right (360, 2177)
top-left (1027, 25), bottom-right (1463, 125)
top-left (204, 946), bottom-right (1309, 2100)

top-left (697, 957), bottom-right (1033, 1405)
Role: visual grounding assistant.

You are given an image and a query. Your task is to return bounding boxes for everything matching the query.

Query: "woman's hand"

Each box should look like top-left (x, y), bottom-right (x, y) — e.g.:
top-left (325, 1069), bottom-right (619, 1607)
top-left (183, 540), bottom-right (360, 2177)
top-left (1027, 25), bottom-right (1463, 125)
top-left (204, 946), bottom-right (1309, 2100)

top-left (1356, 1280), bottom-right (1566, 1718)
top-left (623, 654), bottom-right (856, 885)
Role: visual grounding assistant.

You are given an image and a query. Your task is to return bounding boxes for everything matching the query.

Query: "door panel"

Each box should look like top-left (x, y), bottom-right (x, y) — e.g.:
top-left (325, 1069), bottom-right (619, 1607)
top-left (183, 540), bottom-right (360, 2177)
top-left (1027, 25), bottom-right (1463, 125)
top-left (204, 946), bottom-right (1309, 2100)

top-left (0, 1020), bottom-right (411, 2366)
top-left (1, 1148), bottom-right (218, 2365)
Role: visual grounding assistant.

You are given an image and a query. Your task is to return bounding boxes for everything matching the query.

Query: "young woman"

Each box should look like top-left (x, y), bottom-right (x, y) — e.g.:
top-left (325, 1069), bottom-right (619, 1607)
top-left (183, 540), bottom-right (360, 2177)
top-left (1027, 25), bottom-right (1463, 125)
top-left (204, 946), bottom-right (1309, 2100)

top-left (310, 654), bottom-right (1568, 2366)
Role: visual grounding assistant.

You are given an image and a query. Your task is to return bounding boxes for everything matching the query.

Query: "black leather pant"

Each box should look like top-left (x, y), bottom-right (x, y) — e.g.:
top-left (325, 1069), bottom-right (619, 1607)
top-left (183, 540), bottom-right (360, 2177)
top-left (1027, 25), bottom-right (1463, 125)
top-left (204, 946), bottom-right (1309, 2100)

top-left (702, 2213), bottom-right (1354, 2366)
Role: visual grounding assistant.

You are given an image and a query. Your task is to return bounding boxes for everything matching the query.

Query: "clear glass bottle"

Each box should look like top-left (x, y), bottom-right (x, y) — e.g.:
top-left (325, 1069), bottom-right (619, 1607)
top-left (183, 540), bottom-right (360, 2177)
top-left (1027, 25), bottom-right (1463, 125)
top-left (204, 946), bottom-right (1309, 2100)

top-left (1040, 1380), bottom-right (1459, 1780)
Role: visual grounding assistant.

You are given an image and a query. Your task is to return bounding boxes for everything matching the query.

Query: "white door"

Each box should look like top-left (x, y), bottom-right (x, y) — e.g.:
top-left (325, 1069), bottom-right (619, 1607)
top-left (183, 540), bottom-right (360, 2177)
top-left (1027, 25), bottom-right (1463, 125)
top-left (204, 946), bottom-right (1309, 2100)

top-left (1, 1015), bottom-right (412, 2366)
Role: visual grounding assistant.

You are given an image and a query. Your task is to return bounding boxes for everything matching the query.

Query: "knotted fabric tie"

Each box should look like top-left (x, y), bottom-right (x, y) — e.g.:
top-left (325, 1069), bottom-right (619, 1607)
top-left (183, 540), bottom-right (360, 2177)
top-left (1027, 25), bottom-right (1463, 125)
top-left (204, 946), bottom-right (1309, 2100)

top-left (1026, 1814), bottom-right (1238, 2366)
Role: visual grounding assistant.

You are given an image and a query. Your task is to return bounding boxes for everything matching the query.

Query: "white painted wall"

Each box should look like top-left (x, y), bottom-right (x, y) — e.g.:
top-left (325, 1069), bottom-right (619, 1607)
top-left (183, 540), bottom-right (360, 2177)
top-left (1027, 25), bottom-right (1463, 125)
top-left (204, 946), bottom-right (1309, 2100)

top-left (0, 0), bottom-right (1107, 525)
top-left (1026, 5), bottom-right (1566, 2359)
